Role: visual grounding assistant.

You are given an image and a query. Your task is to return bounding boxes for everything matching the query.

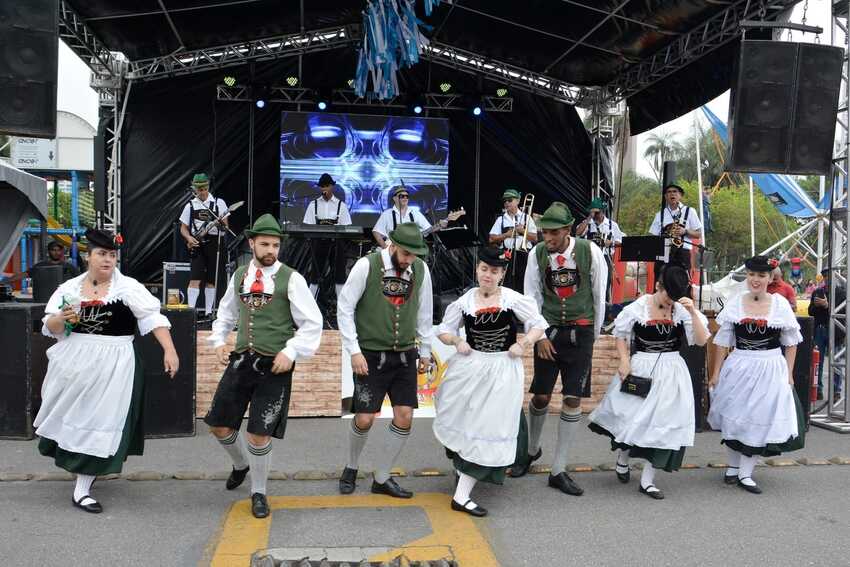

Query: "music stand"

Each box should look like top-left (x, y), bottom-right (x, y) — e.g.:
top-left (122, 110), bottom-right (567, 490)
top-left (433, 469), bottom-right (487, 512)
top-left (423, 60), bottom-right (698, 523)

top-left (620, 236), bottom-right (664, 296)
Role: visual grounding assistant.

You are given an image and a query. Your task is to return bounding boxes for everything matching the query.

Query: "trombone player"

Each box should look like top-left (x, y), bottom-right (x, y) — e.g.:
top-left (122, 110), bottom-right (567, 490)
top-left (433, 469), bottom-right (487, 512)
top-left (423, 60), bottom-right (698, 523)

top-left (488, 188), bottom-right (537, 290)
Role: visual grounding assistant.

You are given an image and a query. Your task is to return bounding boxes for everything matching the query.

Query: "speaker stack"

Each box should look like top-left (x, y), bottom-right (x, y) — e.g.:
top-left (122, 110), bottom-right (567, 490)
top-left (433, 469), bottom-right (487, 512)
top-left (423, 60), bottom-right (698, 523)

top-left (0, 0), bottom-right (59, 138)
top-left (728, 40), bottom-right (843, 175)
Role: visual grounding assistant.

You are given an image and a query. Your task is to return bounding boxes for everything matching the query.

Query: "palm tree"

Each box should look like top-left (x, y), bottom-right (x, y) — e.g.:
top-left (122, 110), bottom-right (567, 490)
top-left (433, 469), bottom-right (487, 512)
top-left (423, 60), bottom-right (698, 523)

top-left (643, 131), bottom-right (684, 182)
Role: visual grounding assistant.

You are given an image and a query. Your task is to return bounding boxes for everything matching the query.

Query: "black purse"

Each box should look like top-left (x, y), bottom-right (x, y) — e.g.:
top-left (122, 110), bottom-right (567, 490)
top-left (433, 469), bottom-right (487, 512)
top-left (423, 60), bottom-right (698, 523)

top-left (619, 354), bottom-right (662, 398)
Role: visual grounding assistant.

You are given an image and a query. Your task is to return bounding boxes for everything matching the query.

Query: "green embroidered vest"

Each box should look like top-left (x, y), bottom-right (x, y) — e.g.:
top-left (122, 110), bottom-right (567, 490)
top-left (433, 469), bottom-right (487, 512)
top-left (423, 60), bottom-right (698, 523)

top-left (354, 252), bottom-right (423, 352)
top-left (534, 238), bottom-right (594, 326)
top-left (233, 263), bottom-right (295, 356)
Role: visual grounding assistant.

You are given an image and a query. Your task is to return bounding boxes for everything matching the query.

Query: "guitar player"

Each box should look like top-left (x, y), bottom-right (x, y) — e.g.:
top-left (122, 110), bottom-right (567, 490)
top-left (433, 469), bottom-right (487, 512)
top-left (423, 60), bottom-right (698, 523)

top-left (179, 173), bottom-right (229, 316)
top-left (372, 185), bottom-right (464, 248)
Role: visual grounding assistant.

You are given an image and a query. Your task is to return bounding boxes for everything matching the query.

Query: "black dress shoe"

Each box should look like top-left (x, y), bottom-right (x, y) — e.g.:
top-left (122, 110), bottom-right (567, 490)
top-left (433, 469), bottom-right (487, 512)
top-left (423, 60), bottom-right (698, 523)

top-left (451, 498), bottom-right (488, 517)
top-left (723, 467), bottom-right (739, 485)
top-left (508, 448), bottom-right (542, 478)
top-left (339, 467), bottom-right (358, 495)
top-left (615, 463), bottom-right (630, 484)
top-left (737, 478), bottom-right (762, 494)
top-left (639, 485), bottom-right (665, 500)
top-left (226, 466), bottom-right (250, 490)
top-left (251, 493), bottom-right (270, 518)
top-left (547, 472), bottom-right (584, 496)
top-left (371, 477), bottom-right (413, 499)
top-left (72, 495), bottom-right (103, 514)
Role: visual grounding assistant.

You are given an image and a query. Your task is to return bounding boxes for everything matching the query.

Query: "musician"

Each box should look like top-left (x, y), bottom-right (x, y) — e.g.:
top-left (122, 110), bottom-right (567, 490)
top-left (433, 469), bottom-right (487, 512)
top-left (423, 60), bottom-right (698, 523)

top-left (576, 197), bottom-right (623, 300)
top-left (302, 173), bottom-right (352, 298)
top-left (179, 173), bottom-right (229, 316)
top-left (372, 186), bottom-right (440, 248)
top-left (488, 189), bottom-right (537, 290)
top-left (649, 184), bottom-right (702, 273)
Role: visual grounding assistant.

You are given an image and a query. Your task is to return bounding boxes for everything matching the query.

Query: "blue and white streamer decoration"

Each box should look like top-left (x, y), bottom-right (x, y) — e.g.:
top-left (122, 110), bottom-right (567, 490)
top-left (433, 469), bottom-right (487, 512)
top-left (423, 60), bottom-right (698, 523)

top-left (355, 0), bottom-right (441, 100)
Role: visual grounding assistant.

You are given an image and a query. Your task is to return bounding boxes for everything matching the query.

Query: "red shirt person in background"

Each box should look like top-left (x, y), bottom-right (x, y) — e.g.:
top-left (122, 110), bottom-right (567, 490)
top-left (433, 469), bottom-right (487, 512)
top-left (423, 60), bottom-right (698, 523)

top-left (767, 266), bottom-right (797, 312)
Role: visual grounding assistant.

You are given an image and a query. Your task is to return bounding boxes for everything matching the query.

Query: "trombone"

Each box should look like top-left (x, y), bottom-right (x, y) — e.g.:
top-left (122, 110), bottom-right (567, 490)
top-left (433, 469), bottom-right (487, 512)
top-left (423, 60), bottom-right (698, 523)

top-left (517, 193), bottom-right (535, 250)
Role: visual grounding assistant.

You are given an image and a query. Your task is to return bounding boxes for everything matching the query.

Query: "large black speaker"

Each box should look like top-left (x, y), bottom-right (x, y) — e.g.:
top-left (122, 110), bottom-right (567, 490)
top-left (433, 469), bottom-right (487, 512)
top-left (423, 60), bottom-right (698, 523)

top-left (680, 343), bottom-right (707, 430)
top-left (728, 41), bottom-right (843, 175)
top-left (138, 308), bottom-right (197, 438)
top-left (0, 0), bottom-right (59, 138)
top-left (793, 316), bottom-right (815, 427)
top-left (662, 161), bottom-right (677, 188)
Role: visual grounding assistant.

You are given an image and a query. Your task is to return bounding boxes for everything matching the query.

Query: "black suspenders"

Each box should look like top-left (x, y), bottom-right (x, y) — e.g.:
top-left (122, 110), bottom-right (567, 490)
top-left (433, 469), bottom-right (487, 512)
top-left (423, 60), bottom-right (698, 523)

top-left (391, 210), bottom-right (414, 230)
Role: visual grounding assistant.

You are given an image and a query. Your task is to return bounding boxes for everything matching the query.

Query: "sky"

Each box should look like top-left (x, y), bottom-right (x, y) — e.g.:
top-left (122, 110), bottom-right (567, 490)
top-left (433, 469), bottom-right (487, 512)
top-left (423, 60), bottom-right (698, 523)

top-left (57, 1), bottom-right (833, 168)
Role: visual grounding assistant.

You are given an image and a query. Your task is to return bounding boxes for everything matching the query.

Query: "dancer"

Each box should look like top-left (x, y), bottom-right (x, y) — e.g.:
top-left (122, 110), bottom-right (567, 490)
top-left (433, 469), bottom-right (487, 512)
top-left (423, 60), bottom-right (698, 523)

top-left (432, 247), bottom-right (546, 516)
top-left (708, 255), bottom-right (804, 494)
top-left (35, 229), bottom-right (179, 513)
top-left (337, 222), bottom-right (433, 498)
top-left (588, 266), bottom-right (708, 499)
top-left (206, 214), bottom-right (323, 518)
top-left (512, 202), bottom-right (607, 497)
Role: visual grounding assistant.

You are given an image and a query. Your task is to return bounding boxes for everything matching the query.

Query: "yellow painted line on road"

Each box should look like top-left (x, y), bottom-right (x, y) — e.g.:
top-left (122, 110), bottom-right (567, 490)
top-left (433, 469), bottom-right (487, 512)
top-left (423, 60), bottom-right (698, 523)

top-left (209, 493), bottom-right (499, 567)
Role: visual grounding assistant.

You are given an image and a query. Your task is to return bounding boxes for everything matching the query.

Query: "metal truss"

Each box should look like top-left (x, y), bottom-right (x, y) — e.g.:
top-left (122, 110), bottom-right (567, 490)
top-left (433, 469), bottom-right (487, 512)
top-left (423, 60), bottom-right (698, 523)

top-left (605, 0), bottom-right (801, 103)
top-left (811, 0), bottom-right (850, 433)
top-left (125, 25), bottom-right (358, 81)
top-left (58, 0), bottom-right (118, 79)
top-left (421, 41), bottom-right (598, 107)
top-left (216, 85), bottom-right (513, 112)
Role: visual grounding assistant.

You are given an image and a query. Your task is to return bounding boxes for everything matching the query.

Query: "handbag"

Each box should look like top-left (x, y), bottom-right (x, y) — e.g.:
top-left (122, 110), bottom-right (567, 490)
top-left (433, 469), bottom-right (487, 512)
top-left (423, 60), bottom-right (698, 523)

top-left (619, 353), bottom-right (662, 398)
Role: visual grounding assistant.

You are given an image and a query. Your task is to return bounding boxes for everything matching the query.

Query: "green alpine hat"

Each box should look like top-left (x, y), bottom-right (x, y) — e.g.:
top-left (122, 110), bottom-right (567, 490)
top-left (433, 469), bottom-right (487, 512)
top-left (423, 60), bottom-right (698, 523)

top-left (588, 197), bottom-right (605, 211)
top-left (245, 213), bottom-right (283, 239)
top-left (389, 222), bottom-right (429, 256)
top-left (192, 173), bottom-right (210, 187)
top-left (501, 188), bottom-right (521, 201)
top-left (536, 202), bottom-right (575, 229)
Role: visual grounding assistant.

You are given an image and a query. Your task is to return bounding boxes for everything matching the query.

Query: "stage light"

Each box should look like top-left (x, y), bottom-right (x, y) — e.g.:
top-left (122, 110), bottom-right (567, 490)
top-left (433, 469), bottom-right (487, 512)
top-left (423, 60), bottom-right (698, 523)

top-left (256, 99), bottom-right (266, 109)
top-left (317, 101), bottom-right (328, 110)
top-left (347, 79), bottom-right (355, 88)
top-left (439, 82), bottom-right (452, 93)
top-left (413, 105), bottom-right (423, 114)
top-left (223, 75), bottom-right (236, 87)
top-left (496, 87), bottom-right (508, 97)
top-left (472, 106), bottom-right (482, 116)
top-left (286, 76), bottom-right (298, 87)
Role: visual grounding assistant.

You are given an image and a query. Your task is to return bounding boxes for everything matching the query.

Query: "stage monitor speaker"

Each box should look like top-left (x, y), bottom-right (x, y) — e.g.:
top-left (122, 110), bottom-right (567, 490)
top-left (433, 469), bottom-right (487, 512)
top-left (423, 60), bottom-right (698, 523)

top-left (0, 303), bottom-right (50, 439)
top-left (138, 308), bottom-right (197, 438)
top-left (793, 316), bottom-right (814, 427)
top-left (0, 0), bottom-right (59, 138)
top-left (30, 263), bottom-right (62, 303)
top-left (728, 41), bottom-right (843, 175)
top-left (662, 161), bottom-right (677, 188)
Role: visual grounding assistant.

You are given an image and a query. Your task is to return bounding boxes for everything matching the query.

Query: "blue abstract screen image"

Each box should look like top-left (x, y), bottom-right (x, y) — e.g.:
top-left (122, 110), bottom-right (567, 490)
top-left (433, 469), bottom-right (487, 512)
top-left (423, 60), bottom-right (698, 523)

top-left (279, 112), bottom-right (449, 224)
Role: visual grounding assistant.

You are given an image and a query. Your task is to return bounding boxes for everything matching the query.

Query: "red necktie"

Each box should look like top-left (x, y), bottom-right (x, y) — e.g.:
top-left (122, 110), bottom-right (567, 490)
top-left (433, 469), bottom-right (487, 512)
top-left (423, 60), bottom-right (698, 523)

top-left (556, 255), bottom-right (566, 267)
top-left (554, 255), bottom-right (572, 299)
top-left (389, 268), bottom-right (405, 306)
top-left (250, 268), bottom-right (264, 294)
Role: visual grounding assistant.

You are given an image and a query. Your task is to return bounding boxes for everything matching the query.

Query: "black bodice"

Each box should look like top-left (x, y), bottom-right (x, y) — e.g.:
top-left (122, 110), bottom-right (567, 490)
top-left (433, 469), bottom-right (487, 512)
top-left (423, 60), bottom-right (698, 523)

top-left (633, 320), bottom-right (683, 353)
top-left (733, 320), bottom-right (781, 350)
top-left (462, 309), bottom-right (518, 352)
top-left (73, 300), bottom-right (136, 336)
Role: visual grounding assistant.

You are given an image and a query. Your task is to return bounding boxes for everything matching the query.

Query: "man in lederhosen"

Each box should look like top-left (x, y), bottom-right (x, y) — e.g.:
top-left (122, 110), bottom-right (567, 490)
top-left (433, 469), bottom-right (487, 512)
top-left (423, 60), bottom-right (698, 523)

top-left (206, 214), bottom-right (323, 518)
top-left (512, 202), bottom-right (607, 497)
top-left (649, 183), bottom-right (702, 275)
top-left (179, 173), bottom-right (229, 316)
top-left (372, 186), bottom-right (434, 248)
top-left (302, 173), bottom-right (353, 299)
top-left (337, 222), bottom-right (434, 498)
top-left (488, 188), bottom-right (538, 290)
top-left (576, 197), bottom-right (624, 301)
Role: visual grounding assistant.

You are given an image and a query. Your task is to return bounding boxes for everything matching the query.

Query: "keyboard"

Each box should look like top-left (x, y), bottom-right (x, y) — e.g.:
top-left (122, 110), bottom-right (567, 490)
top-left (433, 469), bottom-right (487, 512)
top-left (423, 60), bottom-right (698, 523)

top-left (281, 224), bottom-right (372, 240)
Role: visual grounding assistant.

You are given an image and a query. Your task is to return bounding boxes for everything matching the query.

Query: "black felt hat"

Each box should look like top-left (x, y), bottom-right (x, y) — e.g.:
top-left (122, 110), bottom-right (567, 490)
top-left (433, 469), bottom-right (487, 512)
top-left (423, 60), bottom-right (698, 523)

top-left (85, 228), bottom-right (122, 250)
top-left (744, 255), bottom-right (773, 273)
top-left (478, 246), bottom-right (509, 267)
top-left (664, 183), bottom-right (685, 194)
top-left (317, 173), bottom-right (335, 187)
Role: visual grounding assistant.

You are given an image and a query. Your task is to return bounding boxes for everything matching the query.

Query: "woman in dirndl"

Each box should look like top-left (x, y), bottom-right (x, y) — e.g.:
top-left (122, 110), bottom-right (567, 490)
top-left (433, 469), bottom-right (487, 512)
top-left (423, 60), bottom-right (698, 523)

top-left (708, 255), bottom-right (804, 494)
top-left (34, 229), bottom-right (179, 513)
top-left (432, 247), bottom-right (547, 517)
top-left (589, 265), bottom-right (709, 499)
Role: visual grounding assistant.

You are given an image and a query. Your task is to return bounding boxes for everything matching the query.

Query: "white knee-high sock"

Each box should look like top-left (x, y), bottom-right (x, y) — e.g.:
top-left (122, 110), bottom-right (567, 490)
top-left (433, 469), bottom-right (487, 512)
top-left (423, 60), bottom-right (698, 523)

top-left (216, 429), bottom-right (248, 470)
top-left (204, 287), bottom-right (216, 314)
top-left (374, 421), bottom-right (410, 484)
top-left (187, 287), bottom-right (200, 308)
top-left (453, 471), bottom-right (478, 506)
top-left (247, 440), bottom-right (272, 494)
top-left (640, 463), bottom-right (657, 490)
top-left (335, 284), bottom-right (344, 298)
top-left (309, 283), bottom-right (318, 298)
top-left (550, 406), bottom-right (581, 475)
top-left (73, 474), bottom-right (96, 503)
top-left (725, 446), bottom-right (741, 477)
top-left (347, 420), bottom-right (370, 469)
top-left (738, 454), bottom-right (758, 485)
top-left (527, 400), bottom-right (549, 455)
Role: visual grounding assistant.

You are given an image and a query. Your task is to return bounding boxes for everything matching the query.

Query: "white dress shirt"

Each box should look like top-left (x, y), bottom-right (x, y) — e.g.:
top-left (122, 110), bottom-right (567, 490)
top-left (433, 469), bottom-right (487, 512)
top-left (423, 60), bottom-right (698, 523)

top-left (649, 205), bottom-right (703, 251)
top-left (488, 211), bottom-right (538, 251)
top-left (523, 238), bottom-right (608, 339)
top-left (585, 216), bottom-right (625, 256)
top-left (337, 247), bottom-right (434, 358)
top-left (372, 206), bottom-right (432, 237)
top-left (302, 196), bottom-right (352, 225)
top-left (179, 196), bottom-right (229, 235)
top-left (210, 260), bottom-right (323, 361)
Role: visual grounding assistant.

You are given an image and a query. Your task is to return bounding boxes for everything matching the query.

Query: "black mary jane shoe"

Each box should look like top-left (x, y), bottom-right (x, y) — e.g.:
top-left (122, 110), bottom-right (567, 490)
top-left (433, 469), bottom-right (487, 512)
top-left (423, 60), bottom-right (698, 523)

top-left (371, 477), bottom-right (413, 499)
top-left (72, 495), bottom-right (103, 514)
top-left (737, 478), bottom-right (762, 494)
top-left (508, 448), bottom-right (542, 478)
top-left (251, 493), bottom-right (270, 518)
top-left (615, 463), bottom-right (631, 484)
top-left (226, 466), bottom-right (250, 490)
top-left (339, 467), bottom-right (358, 495)
top-left (639, 485), bottom-right (665, 500)
top-left (547, 472), bottom-right (584, 496)
top-left (723, 467), bottom-right (739, 485)
top-left (451, 498), bottom-right (488, 517)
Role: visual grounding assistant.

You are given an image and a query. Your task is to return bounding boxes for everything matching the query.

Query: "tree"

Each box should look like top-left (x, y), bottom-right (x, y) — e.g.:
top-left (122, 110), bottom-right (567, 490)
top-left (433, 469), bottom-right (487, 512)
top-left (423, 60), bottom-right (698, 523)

top-left (0, 134), bottom-right (9, 158)
top-left (674, 122), bottom-right (727, 189)
top-left (643, 131), bottom-right (685, 183)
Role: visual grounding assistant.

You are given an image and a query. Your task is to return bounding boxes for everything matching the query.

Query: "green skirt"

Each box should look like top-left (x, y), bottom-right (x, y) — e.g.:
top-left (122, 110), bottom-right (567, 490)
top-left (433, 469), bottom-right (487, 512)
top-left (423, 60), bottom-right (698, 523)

top-left (588, 422), bottom-right (686, 472)
top-left (38, 348), bottom-right (146, 476)
top-left (722, 389), bottom-right (806, 457)
top-left (446, 411), bottom-right (529, 485)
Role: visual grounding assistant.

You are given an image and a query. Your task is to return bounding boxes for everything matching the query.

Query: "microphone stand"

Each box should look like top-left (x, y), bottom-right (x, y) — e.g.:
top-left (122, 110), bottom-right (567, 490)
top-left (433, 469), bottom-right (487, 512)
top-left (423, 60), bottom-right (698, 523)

top-left (190, 189), bottom-right (238, 316)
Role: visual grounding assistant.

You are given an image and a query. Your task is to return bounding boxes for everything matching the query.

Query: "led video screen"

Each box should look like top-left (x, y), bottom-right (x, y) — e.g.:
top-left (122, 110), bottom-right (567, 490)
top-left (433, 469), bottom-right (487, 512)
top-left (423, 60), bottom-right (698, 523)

top-left (279, 111), bottom-right (449, 225)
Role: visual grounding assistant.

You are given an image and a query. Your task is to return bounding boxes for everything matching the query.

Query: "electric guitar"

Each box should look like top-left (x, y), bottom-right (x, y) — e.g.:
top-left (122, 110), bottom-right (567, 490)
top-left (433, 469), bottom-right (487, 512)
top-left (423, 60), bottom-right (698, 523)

top-left (187, 200), bottom-right (244, 257)
top-left (422, 208), bottom-right (466, 237)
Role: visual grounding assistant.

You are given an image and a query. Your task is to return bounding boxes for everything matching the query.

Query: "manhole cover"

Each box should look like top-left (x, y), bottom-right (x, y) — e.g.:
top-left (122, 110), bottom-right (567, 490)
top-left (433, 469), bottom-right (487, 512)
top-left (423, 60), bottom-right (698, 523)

top-left (252, 557), bottom-right (457, 567)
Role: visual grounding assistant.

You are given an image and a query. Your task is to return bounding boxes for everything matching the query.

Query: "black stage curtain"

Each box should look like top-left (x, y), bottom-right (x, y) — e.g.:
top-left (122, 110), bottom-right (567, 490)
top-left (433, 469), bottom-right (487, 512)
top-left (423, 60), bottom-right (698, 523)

top-left (119, 52), bottom-right (596, 282)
